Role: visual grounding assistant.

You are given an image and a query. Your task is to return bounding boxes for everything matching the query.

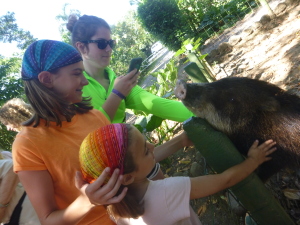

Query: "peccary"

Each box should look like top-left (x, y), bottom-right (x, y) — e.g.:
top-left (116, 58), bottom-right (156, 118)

top-left (175, 77), bottom-right (300, 181)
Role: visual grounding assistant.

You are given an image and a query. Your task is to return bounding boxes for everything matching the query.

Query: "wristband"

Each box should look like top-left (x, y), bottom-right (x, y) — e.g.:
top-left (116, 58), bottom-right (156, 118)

top-left (147, 163), bottom-right (161, 180)
top-left (0, 202), bottom-right (9, 208)
top-left (112, 89), bottom-right (126, 100)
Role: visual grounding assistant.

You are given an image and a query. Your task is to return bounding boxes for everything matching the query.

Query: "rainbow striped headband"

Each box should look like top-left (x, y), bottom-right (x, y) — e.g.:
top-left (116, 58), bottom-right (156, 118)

top-left (79, 124), bottom-right (128, 183)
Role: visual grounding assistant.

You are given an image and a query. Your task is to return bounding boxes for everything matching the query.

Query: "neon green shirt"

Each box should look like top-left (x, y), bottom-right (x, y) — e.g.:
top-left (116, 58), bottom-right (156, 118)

top-left (82, 68), bottom-right (193, 123)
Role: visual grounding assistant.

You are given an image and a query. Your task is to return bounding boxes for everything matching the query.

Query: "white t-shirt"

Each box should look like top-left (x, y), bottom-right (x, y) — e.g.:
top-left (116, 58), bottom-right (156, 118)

top-left (0, 159), bottom-right (40, 225)
top-left (118, 177), bottom-right (202, 225)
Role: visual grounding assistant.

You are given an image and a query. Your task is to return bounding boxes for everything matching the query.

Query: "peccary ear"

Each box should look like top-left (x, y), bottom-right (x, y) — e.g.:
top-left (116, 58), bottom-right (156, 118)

top-left (259, 97), bottom-right (280, 112)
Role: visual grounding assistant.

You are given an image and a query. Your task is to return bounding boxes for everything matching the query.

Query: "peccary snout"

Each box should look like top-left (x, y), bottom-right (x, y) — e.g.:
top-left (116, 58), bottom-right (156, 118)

top-left (174, 80), bottom-right (187, 100)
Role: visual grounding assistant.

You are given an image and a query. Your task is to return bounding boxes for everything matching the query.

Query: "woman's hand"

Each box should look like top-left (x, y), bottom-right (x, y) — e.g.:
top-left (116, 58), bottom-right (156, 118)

top-left (103, 70), bottom-right (140, 120)
top-left (113, 69), bottom-right (140, 97)
top-left (247, 139), bottom-right (277, 166)
top-left (75, 168), bottom-right (127, 206)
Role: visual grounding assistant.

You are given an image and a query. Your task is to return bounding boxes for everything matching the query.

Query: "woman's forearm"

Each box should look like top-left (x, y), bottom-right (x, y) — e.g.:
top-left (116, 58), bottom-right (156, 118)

top-left (18, 169), bottom-right (126, 225)
top-left (126, 86), bottom-right (194, 122)
top-left (0, 163), bottom-right (19, 221)
top-left (18, 170), bottom-right (94, 225)
top-left (102, 94), bottom-right (122, 121)
top-left (41, 195), bottom-right (94, 225)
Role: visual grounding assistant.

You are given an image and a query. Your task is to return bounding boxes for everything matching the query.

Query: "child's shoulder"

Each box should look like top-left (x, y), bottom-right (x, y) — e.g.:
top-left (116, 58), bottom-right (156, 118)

top-left (152, 176), bottom-right (190, 184)
top-left (146, 177), bottom-right (191, 198)
top-left (148, 176), bottom-right (190, 191)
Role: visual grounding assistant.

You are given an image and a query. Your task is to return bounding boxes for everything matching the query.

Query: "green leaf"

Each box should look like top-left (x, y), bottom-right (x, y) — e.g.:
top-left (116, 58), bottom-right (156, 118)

top-left (134, 116), bottom-right (147, 129)
top-left (199, 54), bottom-right (208, 60)
top-left (145, 115), bottom-right (163, 132)
top-left (133, 124), bottom-right (144, 133)
top-left (156, 74), bottom-right (165, 84)
top-left (170, 70), bottom-right (177, 82)
top-left (156, 85), bottom-right (164, 97)
top-left (165, 71), bottom-right (171, 81)
top-left (175, 49), bottom-right (185, 56)
top-left (162, 92), bottom-right (173, 98)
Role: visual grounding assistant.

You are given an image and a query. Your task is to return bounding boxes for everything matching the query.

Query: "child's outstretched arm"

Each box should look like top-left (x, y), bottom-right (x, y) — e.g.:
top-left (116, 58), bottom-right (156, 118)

top-left (189, 139), bottom-right (276, 200)
top-left (154, 131), bottom-right (193, 162)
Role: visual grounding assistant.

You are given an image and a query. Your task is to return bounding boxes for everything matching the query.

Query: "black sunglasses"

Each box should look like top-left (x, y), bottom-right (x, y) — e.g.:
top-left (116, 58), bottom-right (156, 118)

top-left (80, 39), bottom-right (116, 50)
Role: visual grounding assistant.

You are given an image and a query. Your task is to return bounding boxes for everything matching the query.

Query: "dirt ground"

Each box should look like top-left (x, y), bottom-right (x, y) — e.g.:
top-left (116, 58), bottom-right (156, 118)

top-left (162, 0), bottom-right (300, 224)
top-left (203, 0), bottom-right (300, 90)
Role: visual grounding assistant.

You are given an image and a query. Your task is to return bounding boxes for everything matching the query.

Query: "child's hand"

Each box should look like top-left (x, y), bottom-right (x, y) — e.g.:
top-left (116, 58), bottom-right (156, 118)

top-left (178, 131), bottom-right (194, 148)
top-left (75, 168), bottom-right (127, 206)
top-left (247, 139), bottom-right (277, 166)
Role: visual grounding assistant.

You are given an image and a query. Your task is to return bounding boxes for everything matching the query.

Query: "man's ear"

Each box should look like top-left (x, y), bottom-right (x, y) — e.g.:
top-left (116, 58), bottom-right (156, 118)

top-left (75, 42), bottom-right (86, 55)
top-left (38, 71), bottom-right (53, 88)
top-left (122, 174), bottom-right (135, 186)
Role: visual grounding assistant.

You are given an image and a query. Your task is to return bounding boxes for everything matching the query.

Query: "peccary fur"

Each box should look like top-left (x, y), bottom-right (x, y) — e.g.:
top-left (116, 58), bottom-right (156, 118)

top-left (175, 77), bottom-right (300, 181)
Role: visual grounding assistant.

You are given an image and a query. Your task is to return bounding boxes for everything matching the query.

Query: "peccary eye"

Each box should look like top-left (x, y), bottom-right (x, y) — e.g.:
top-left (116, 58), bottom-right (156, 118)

top-left (230, 98), bottom-right (234, 101)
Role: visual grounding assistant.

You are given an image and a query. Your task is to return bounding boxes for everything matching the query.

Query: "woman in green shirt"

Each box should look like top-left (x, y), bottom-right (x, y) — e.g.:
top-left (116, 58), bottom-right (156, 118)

top-left (67, 14), bottom-right (193, 123)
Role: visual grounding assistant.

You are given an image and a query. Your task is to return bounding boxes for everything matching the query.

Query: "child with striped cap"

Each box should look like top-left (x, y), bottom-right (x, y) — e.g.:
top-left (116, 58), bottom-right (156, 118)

top-left (80, 123), bottom-right (276, 225)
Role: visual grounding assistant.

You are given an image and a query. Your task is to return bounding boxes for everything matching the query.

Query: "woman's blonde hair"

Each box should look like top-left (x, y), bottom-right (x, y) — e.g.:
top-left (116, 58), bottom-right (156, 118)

top-left (0, 98), bottom-right (33, 132)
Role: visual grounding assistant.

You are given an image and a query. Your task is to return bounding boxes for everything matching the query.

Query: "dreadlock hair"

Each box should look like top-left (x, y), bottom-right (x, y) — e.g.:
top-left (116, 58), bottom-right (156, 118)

top-left (23, 78), bottom-right (92, 127)
top-left (106, 124), bottom-right (145, 220)
top-left (0, 98), bottom-right (33, 132)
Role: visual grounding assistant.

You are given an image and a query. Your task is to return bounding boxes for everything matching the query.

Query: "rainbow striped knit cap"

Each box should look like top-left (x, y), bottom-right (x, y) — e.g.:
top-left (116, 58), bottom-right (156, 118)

top-left (79, 124), bottom-right (128, 184)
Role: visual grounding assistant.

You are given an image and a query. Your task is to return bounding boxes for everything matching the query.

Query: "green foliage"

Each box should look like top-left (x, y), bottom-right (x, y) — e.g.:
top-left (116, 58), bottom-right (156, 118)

top-left (176, 37), bottom-right (216, 82)
top-left (134, 114), bottom-right (163, 133)
top-left (146, 60), bottom-right (178, 99)
top-left (0, 58), bottom-right (23, 101)
top-left (175, 37), bottom-right (203, 57)
top-left (55, 3), bottom-right (81, 44)
top-left (0, 12), bottom-right (37, 50)
top-left (110, 11), bottom-right (155, 76)
top-left (0, 12), bottom-right (33, 149)
top-left (137, 0), bottom-right (190, 51)
top-left (0, 125), bottom-right (17, 151)
top-left (136, 0), bottom-right (258, 49)
top-left (177, 0), bottom-right (207, 33)
top-left (0, 56), bottom-right (24, 150)
top-left (134, 114), bottom-right (180, 145)
top-left (188, 0), bottom-right (258, 43)
top-left (199, 0), bottom-right (254, 31)
top-left (132, 59), bottom-right (181, 145)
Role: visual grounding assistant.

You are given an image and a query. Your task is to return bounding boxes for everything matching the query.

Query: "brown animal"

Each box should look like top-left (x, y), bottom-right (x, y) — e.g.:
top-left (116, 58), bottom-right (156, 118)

top-left (175, 77), bottom-right (300, 181)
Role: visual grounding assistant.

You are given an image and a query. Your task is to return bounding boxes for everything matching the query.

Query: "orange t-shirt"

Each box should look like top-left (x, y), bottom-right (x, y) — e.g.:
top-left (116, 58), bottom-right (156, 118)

top-left (13, 109), bottom-right (114, 225)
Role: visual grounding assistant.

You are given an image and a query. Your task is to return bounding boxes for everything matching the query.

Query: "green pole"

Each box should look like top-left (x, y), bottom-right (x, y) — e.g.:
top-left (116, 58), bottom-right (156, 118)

top-left (184, 62), bottom-right (209, 83)
top-left (183, 117), bottom-right (294, 225)
top-left (187, 53), bottom-right (216, 82)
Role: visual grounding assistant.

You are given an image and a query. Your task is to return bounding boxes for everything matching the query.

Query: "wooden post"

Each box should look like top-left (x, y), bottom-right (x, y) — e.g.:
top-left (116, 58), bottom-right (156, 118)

top-left (258, 0), bottom-right (276, 18)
